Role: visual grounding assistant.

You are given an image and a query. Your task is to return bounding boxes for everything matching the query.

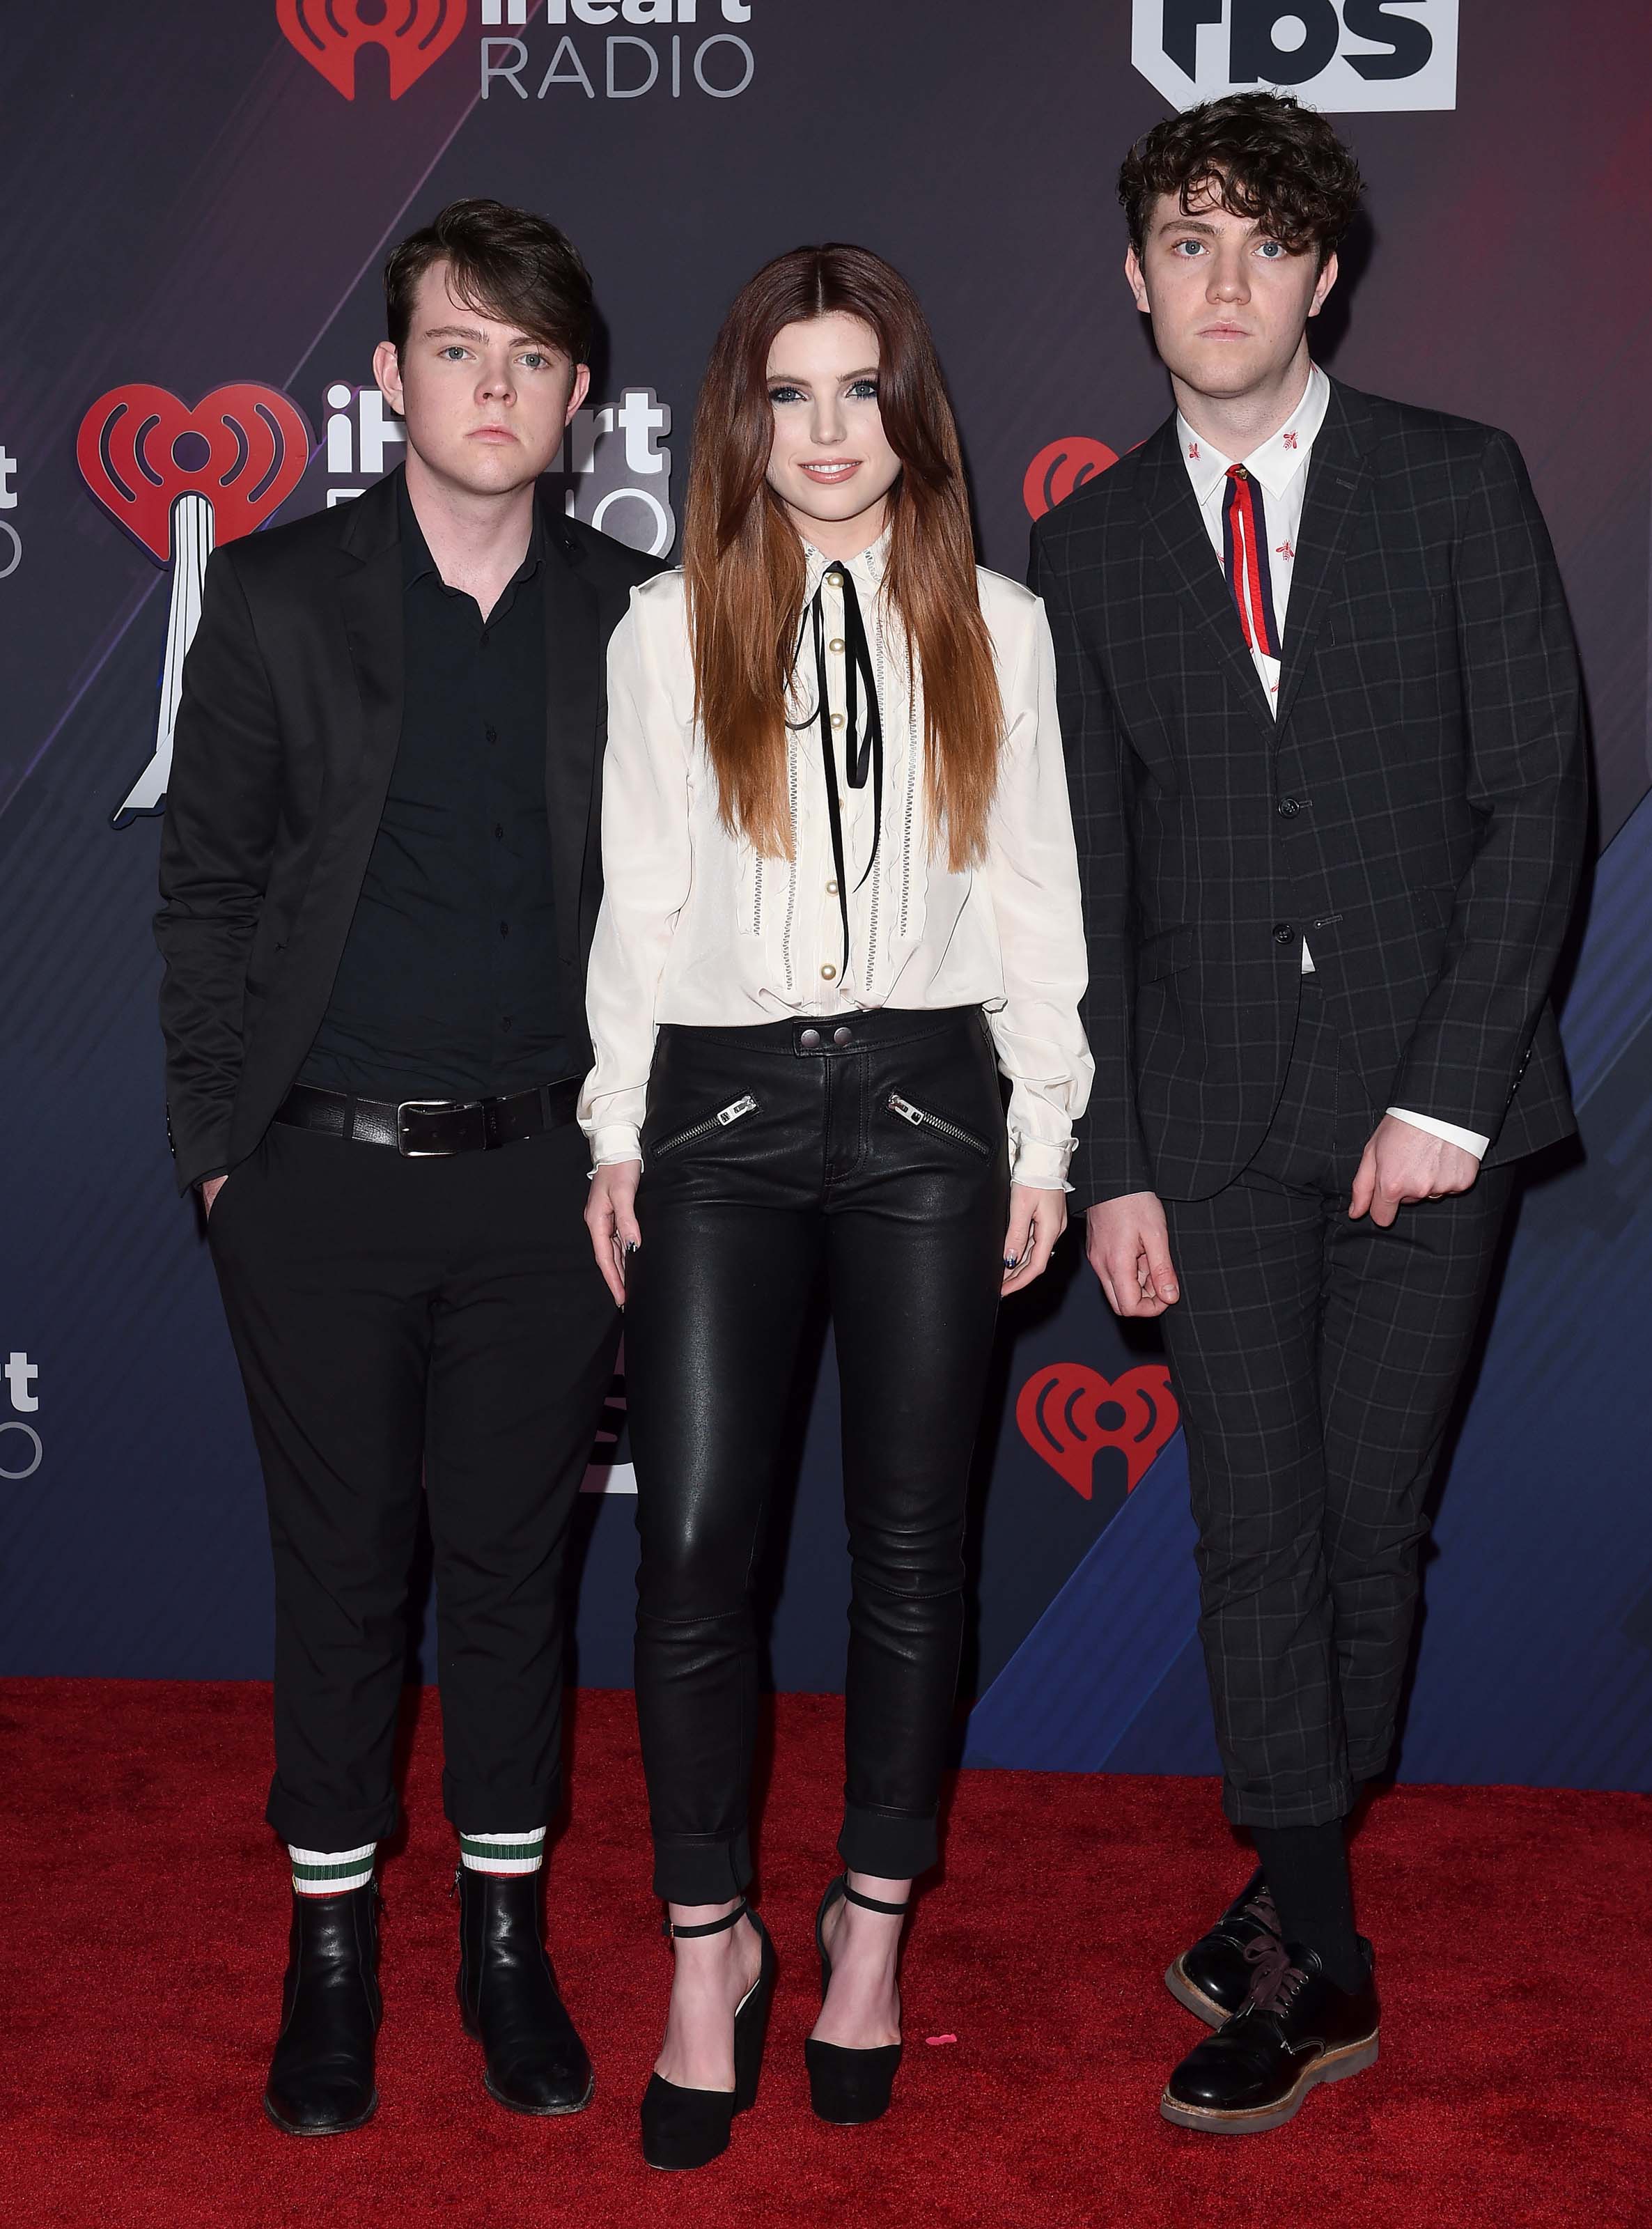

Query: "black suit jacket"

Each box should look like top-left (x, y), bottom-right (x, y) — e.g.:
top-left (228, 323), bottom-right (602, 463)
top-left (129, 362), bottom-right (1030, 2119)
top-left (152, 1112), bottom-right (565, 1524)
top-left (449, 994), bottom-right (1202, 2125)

top-left (1030, 377), bottom-right (1588, 1206)
top-left (156, 467), bottom-right (662, 1193)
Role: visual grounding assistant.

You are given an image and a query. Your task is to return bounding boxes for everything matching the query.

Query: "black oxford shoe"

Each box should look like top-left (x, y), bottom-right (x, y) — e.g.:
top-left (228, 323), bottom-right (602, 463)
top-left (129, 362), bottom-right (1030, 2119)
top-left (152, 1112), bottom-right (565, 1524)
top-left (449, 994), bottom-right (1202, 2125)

top-left (457, 1867), bottom-right (593, 2115)
top-left (1160, 1938), bottom-right (1379, 2134)
top-left (1164, 1868), bottom-right (1282, 2027)
top-left (263, 1884), bottom-right (382, 2136)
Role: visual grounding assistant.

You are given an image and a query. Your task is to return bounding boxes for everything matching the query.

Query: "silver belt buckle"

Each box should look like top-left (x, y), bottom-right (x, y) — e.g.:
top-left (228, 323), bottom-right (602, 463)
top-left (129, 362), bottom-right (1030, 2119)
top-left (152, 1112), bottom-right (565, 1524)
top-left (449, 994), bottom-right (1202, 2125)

top-left (396, 1098), bottom-right (478, 1157)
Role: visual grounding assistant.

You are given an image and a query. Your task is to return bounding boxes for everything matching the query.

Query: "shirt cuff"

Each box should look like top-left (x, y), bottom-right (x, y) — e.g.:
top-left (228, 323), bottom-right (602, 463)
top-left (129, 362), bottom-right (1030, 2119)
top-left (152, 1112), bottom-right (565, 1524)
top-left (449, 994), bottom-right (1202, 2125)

top-left (588, 1126), bottom-right (644, 1170)
top-left (1385, 1108), bottom-right (1490, 1160)
top-left (1008, 1133), bottom-right (1074, 1192)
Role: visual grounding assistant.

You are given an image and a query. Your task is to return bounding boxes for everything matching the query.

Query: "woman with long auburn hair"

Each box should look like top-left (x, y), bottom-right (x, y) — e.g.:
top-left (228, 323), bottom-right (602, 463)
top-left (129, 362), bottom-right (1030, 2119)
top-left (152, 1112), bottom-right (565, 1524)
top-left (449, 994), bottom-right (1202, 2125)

top-left (579, 244), bottom-right (1091, 2170)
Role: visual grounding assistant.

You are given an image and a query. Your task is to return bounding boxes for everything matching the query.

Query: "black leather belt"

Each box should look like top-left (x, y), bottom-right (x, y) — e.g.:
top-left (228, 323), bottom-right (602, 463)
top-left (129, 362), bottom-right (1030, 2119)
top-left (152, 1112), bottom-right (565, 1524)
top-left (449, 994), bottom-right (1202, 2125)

top-left (274, 1080), bottom-right (580, 1156)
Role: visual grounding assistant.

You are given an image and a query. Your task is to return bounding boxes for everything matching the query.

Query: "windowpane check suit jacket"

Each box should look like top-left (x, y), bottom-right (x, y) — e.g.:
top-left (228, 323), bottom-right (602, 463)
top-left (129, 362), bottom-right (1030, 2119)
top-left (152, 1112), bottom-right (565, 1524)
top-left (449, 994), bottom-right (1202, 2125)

top-left (1030, 377), bottom-right (1588, 1207)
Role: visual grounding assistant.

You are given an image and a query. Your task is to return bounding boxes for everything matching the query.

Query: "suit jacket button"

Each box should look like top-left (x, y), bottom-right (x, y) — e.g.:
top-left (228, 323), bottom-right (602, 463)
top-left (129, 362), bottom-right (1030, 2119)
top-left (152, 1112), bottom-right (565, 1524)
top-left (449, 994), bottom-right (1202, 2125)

top-left (1277, 798), bottom-right (1301, 816)
top-left (1272, 922), bottom-right (1293, 944)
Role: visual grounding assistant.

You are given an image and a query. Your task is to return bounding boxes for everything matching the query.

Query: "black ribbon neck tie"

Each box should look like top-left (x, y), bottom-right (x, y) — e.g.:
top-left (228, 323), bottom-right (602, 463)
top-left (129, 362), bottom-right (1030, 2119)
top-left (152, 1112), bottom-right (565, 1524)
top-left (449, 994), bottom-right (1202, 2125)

top-left (793, 564), bottom-right (884, 978)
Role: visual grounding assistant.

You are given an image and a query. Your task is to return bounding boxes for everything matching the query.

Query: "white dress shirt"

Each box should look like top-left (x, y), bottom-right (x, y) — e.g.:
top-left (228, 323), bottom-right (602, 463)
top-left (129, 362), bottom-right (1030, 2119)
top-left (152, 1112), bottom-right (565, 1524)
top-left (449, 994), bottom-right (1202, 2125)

top-left (1177, 362), bottom-right (1489, 1160)
top-left (580, 534), bottom-right (1093, 1188)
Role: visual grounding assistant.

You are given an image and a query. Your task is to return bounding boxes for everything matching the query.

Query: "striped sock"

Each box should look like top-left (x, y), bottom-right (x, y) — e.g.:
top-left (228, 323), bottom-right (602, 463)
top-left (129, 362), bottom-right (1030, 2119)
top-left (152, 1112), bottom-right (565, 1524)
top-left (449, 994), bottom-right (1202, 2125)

top-left (288, 1842), bottom-right (376, 1897)
top-left (459, 1828), bottom-right (545, 1877)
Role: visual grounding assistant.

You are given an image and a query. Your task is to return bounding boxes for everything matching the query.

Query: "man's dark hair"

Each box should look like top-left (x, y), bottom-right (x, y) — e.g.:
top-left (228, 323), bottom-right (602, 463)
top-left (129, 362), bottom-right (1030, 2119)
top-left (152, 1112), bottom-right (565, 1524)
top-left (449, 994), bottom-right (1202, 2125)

top-left (1119, 93), bottom-right (1363, 267)
top-left (384, 198), bottom-right (595, 364)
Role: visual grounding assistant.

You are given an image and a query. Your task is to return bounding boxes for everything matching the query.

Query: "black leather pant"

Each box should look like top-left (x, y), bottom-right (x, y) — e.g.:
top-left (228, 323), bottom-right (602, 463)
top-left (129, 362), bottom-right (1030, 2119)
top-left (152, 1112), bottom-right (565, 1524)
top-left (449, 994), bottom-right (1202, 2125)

top-left (625, 1005), bottom-right (1011, 1903)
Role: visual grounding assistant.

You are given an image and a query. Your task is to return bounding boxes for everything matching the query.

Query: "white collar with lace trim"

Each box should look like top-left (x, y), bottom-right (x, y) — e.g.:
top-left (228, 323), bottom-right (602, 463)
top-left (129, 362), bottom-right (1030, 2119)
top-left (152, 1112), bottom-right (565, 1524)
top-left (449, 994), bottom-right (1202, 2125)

top-left (1176, 361), bottom-right (1330, 511)
top-left (800, 526), bottom-right (891, 602)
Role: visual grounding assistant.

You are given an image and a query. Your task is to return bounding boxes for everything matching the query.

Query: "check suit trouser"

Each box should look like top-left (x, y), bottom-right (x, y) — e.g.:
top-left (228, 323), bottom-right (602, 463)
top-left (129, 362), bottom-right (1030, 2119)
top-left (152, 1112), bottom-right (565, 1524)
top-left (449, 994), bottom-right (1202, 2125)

top-left (1160, 981), bottom-right (1513, 1829)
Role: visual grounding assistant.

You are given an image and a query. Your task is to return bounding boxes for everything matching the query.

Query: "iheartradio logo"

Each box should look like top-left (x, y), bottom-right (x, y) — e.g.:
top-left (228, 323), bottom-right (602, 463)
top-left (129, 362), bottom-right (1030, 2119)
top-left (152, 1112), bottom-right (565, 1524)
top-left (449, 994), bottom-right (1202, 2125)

top-left (276, 0), bottom-right (468, 101)
top-left (1023, 437), bottom-right (1119, 522)
top-left (77, 382), bottom-right (314, 823)
top-left (1015, 1361), bottom-right (1179, 1498)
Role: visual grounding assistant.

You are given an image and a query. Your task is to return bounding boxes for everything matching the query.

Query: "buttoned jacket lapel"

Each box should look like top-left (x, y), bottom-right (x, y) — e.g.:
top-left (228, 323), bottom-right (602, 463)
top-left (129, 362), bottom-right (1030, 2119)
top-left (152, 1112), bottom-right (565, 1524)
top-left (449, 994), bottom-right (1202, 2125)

top-left (535, 495), bottom-right (603, 974)
top-left (300, 473), bottom-right (405, 961)
top-left (1136, 417), bottom-right (1277, 739)
top-left (1272, 378), bottom-right (1377, 733)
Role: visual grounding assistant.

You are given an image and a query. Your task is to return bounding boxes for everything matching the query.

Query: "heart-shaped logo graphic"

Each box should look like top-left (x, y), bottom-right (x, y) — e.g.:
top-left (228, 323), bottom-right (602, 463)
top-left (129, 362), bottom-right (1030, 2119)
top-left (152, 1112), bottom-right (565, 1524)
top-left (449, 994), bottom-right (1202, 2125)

top-left (276, 0), bottom-right (469, 101)
top-left (1022, 437), bottom-right (1119, 522)
top-left (1015, 1362), bottom-right (1179, 1498)
top-left (77, 385), bottom-right (313, 564)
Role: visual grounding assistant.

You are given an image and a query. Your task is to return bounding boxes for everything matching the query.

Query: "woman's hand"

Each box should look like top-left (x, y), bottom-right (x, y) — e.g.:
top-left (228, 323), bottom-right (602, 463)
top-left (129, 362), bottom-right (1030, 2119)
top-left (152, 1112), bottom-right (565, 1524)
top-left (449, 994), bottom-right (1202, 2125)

top-left (584, 1159), bottom-right (642, 1306)
top-left (1001, 1182), bottom-right (1068, 1296)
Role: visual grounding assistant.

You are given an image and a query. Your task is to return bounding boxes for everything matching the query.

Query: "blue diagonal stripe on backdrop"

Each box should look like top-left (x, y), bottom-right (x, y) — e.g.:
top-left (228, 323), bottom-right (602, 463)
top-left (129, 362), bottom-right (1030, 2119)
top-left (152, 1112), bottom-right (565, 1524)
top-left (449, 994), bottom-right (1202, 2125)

top-left (1552, 785), bottom-right (1652, 1108)
top-left (962, 1435), bottom-right (1199, 1770)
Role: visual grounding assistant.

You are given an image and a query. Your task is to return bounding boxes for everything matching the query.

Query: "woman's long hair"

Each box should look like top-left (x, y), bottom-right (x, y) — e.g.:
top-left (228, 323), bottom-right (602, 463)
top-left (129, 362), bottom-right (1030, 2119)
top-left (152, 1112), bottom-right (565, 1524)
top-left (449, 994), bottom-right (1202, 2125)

top-left (684, 244), bottom-right (1002, 871)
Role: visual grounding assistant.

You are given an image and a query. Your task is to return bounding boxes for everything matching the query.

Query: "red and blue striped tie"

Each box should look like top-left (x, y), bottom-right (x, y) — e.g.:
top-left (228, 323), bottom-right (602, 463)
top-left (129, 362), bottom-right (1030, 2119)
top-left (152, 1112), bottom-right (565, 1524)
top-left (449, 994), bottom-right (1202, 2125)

top-left (1222, 464), bottom-right (1281, 658)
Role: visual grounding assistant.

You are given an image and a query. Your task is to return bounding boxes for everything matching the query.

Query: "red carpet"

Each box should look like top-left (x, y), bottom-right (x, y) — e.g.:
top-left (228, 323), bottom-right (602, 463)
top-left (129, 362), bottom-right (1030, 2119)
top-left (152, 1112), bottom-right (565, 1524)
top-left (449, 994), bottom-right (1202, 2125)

top-left (1, 1681), bottom-right (1645, 2228)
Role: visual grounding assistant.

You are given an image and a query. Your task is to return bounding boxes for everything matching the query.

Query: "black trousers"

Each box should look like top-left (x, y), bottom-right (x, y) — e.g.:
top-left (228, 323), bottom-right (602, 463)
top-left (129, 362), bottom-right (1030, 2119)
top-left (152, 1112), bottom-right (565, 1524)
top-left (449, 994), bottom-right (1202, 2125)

top-left (208, 1117), bottom-right (620, 1851)
top-left (1161, 982), bottom-right (1513, 1830)
top-left (625, 1006), bottom-right (1011, 1904)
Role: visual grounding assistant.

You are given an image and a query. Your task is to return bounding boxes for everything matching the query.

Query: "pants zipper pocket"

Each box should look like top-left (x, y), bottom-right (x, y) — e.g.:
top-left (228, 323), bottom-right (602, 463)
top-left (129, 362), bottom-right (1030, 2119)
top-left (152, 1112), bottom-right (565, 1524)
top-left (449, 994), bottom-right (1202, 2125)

top-left (885, 1093), bottom-right (992, 1156)
top-left (652, 1094), bottom-right (758, 1158)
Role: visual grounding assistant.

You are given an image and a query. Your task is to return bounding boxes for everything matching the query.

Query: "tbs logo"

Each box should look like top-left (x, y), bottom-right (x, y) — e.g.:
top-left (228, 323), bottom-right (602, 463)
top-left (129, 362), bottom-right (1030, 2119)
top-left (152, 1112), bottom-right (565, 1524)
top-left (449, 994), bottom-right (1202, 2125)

top-left (1132, 0), bottom-right (1457, 114)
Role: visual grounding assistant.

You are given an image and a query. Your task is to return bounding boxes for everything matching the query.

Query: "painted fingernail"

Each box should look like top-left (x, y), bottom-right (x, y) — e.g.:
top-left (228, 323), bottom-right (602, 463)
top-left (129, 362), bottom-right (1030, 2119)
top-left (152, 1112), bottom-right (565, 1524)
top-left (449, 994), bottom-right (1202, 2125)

top-left (623, 1241), bottom-right (639, 1255)
top-left (1004, 1257), bottom-right (1018, 1270)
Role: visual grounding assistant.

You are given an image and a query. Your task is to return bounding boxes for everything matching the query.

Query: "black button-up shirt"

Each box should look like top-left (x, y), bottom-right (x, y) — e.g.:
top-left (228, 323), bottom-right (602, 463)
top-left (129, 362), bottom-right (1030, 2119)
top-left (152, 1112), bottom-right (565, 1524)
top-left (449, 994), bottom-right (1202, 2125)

top-left (300, 479), bottom-right (569, 1101)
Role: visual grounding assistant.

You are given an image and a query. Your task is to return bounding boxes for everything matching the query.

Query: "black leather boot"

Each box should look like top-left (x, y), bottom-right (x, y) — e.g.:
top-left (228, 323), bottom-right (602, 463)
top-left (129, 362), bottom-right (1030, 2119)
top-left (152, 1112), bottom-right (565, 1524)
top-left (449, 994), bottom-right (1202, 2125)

top-left (1164, 1869), bottom-right (1282, 2027)
top-left (456, 1867), bottom-right (593, 2115)
top-left (1160, 1938), bottom-right (1379, 2133)
top-left (263, 1884), bottom-right (382, 2136)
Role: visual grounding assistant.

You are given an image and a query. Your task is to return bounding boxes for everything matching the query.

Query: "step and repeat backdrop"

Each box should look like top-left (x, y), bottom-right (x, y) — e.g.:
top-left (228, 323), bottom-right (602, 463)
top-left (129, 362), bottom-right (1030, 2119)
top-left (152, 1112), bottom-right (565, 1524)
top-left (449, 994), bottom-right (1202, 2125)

top-left (3, 1), bottom-right (1650, 1792)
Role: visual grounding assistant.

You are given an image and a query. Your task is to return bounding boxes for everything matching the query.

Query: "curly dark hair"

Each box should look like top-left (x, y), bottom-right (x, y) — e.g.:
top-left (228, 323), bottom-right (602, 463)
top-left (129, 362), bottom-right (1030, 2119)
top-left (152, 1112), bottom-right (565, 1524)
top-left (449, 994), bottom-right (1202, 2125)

top-left (384, 198), bottom-right (594, 365)
top-left (1119, 93), bottom-right (1364, 267)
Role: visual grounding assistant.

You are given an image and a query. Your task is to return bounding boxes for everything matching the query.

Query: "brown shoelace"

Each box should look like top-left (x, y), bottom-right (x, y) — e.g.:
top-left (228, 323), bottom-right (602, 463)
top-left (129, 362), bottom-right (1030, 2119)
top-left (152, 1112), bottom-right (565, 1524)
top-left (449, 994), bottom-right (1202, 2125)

top-left (1242, 1932), bottom-right (1307, 2015)
top-left (1239, 1884), bottom-right (1279, 1933)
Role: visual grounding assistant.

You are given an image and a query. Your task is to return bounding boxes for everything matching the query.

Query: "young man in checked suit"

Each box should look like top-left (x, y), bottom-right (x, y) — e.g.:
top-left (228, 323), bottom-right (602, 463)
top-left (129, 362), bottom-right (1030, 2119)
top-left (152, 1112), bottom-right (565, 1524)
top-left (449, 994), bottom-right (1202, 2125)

top-left (1031, 95), bottom-right (1586, 2131)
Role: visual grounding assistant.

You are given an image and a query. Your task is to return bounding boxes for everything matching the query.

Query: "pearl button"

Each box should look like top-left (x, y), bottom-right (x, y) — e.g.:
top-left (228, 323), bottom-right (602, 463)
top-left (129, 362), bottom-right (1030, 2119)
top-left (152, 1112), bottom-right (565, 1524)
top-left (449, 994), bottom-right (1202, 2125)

top-left (826, 878), bottom-right (839, 895)
top-left (825, 568), bottom-right (844, 586)
top-left (798, 1027), bottom-right (822, 1050)
top-left (832, 1026), bottom-right (852, 1048)
top-left (830, 713), bottom-right (846, 729)
top-left (820, 963), bottom-right (838, 981)
top-left (829, 638), bottom-right (846, 654)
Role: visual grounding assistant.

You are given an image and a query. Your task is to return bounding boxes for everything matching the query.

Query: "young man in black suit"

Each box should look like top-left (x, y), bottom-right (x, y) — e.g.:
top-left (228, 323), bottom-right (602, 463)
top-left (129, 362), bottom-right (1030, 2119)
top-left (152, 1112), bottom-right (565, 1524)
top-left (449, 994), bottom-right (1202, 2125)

top-left (157, 200), bottom-right (660, 2134)
top-left (1032, 98), bottom-right (1586, 2131)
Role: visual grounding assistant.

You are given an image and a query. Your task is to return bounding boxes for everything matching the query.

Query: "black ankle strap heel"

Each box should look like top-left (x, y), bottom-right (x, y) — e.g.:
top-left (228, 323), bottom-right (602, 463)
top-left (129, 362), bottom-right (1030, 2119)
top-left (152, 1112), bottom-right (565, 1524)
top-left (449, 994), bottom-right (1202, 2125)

top-left (804, 1875), bottom-right (908, 2127)
top-left (662, 1902), bottom-right (750, 1939)
top-left (640, 1900), bottom-right (776, 2171)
